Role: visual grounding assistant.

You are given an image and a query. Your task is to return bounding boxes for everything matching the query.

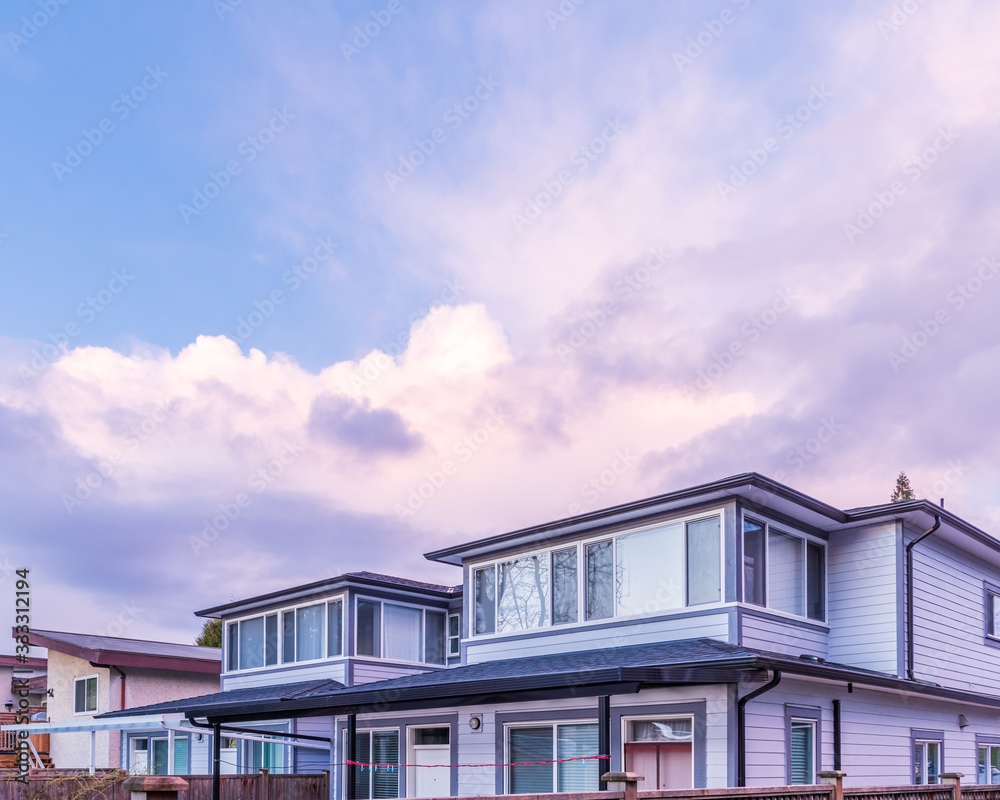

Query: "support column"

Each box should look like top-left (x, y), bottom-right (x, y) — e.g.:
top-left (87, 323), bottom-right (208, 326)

top-left (942, 772), bottom-right (964, 800)
top-left (347, 713), bottom-right (357, 800)
top-left (598, 696), bottom-right (611, 791)
top-left (601, 772), bottom-right (641, 800)
top-left (167, 728), bottom-right (175, 775)
top-left (818, 770), bottom-right (847, 800)
top-left (89, 730), bottom-right (96, 775)
top-left (212, 723), bottom-right (221, 800)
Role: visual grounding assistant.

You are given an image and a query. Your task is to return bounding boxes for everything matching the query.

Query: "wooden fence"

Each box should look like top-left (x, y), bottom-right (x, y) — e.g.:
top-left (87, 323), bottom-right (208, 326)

top-left (0, 769), bottom-right (329, 800)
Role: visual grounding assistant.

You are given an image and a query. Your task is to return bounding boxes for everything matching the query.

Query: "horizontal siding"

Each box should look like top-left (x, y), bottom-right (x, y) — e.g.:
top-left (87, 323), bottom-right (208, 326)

top-left (827, 522), bottom-right (900, 673)
top-left (739, 610), bottom-right (827, 658)
top-left (466, 611), bottom-right (732, 664)
top-left (351, 661), bottom-right (438, 685)
top-left (744, 677), bottom-right (1000, 787)
top-left (294, 716), bottom-right (332, 774)
top-left (221, 660), bottom-right (347, 690)
top-left (188, 736), bottom-right (212, 775)
top-left (910, 532), bottom-right (1000, 694)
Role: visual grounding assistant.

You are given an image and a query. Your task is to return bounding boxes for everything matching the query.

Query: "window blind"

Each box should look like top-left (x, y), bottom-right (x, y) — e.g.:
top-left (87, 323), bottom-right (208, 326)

top-left (509, 727), bottom-right (554, 794)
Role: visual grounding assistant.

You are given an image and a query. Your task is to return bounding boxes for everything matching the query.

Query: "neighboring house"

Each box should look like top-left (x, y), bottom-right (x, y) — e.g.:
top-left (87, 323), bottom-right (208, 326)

top-left (23, 629), bottom-right (220, 772)
top-left (102, 473), bottom-right (1000, 796)
top-left (0, 654), bottom-right (47, 715)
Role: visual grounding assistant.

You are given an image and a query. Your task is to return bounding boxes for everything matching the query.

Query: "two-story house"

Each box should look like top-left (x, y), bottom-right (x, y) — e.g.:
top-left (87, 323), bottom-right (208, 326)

top-left (100, 473), bottom-right (1000, 797)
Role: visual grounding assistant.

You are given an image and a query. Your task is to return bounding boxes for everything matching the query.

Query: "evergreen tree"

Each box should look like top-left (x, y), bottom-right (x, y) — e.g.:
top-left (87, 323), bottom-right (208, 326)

top-left (891, 471), bottom-right (915, 503)
top-left (195, 618), bottom-right (222, 648)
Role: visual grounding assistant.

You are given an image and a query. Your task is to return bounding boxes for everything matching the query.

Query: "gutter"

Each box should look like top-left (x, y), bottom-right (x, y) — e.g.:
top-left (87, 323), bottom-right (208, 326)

top-left (905, 515), bottom-right (942, 681)
top-left (736, 670), bottom-right (781, 787)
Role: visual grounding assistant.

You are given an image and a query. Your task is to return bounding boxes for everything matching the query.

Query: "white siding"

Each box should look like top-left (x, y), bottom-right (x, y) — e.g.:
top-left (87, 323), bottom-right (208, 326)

top-left (221, 660), bottom-right (348, 690)
top-left (744, 676), bottom-right (1000, 787)
top-left (739, 610), bottom-right (828, 658)
top-left (910, 533), bottom-right (1000, 694)
top-left (827, 521), bottom-right (901, 673)
top-left (294, 716), bottom-right (333, 774)
top-left (465, 611), bottom-right (732, 664)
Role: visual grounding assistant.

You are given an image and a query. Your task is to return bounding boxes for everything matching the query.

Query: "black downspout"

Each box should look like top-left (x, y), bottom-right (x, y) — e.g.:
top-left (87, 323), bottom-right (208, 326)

top-left (598, 695), bottom-right (611, 790)
top-left (906, 515), bottom-right (942, 681)
top-left (347, 713), bottom-right (357, 800)
top-left (737, 670), bottom-right (781, 787)
top-left (832, 699), bottom-right (842, 771)
top-left (213, 722), bottom-right (221, 800)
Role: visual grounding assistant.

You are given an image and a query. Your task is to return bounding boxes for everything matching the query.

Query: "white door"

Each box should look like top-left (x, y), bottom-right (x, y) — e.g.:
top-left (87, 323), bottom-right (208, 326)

top-left (412, 746), bottom-right (449, 798)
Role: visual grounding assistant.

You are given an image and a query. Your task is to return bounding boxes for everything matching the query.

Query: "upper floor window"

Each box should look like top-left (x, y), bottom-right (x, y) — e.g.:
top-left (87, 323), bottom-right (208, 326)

top-left (356, 598), bottom-right (446, 665)
top-left (448, 614), bottom-right (460, 656)
top-left (743, 518), bottom-right (826, 622)
top-left (473, 514), bottom-right (722, 636)
top-left (986, 586), bottom-right (1000, 639)
top-left (74, 675), bottom-right (98, 714)
top-left (225, 596), bottom-right (343, 672)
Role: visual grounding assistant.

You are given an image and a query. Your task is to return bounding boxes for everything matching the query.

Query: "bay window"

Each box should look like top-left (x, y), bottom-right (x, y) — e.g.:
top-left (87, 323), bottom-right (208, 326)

top-left (473, 513), bottom-right (723, 636)
top-left (224, 596), bottom-right (344, 671)
top-left (355, 599), bottom-right (447, 664)
top-left (742, 518), bottom-right (826, 622)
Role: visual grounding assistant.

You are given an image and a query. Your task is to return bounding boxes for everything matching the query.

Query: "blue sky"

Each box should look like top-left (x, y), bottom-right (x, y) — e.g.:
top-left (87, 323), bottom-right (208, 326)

top-left (2, 0), bottom-right (999, 646)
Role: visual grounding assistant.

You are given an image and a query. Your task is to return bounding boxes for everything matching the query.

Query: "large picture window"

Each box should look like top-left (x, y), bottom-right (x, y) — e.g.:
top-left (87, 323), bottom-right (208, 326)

top-left (507, 724), bottom-right (599, 794)
top-left (743, 518), bottom-right (826, 622)
top-left (224, 597), bottom-right (344, 671)
top-left (473, 513), bottom-right (723, 636)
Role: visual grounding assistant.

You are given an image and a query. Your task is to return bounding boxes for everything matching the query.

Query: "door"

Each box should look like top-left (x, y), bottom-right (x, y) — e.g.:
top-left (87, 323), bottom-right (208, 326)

top-left (625, 743), bottom-right (693, 790)
top-left (409, 727), bottom-right (450, 798)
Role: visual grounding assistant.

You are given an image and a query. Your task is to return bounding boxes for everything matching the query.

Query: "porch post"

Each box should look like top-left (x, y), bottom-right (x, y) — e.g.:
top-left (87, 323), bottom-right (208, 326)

top-left (941, 772), bottom-right (964, 800)
top-left (347, 713), bottom-right (357, 800)
top-left (818, 770), bottom-right (847, 800)
top-left (212, 723), bottom-right (221, 800)
top-left (167, 728), bottom-right (175, 775)
top-left (89, 729), bottom-right (96, 774)
top-left (598, 696), bottom-right (611, 790)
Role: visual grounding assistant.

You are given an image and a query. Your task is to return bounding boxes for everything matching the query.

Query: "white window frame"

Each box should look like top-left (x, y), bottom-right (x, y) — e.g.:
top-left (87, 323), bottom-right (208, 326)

top-left (789, 718), bottom-right (818, 785)
top-left (914, 738), bottom-right (943, 785)
top-left (353, 595), bottom-right (448, 666)
top-left (346, 727), bottom-right (401, 800)
top-left (447, 614), bottom-right (460, 656)
top-left (741, 515), bottom-right (829, 625)
top-left (979, 740), bottom-right (1000, 785)
top-left (503, 719), bottom-right (599, 794)
top-left (470, 509), bottom-right (727, 638)
top-left (620, 713), bottom-right (695, 789)
top-left (986, 587), bottom-right (1000, 640)
top-left (73, 674), bottom-right (99, 715)
top-left (222, 593), bottom-right (346, 673)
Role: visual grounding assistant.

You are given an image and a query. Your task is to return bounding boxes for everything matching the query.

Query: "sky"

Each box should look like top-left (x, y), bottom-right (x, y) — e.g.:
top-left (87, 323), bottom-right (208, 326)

top-left (1, 0), bottom-right (999, 649)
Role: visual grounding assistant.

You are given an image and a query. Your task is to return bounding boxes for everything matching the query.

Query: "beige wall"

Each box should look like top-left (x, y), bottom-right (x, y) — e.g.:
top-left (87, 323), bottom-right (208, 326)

top-left (47, 651), bottom-right (219, 769)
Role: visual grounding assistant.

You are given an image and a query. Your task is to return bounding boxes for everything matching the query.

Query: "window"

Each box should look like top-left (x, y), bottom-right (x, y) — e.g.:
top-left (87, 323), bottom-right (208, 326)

top-left (979, 741), bottom-right (1000, 784)
top-left (74, 676), bottom-right (98, 714)
top-left (789, 720), bottom-right (817, 784)
top-left (356, 599), bottom-right (447, 664)
top-left (623, 716), bottom-right (693, 790)
top-left (353, 730), bottom-right (399, 799)
top-left (914, 737), bottom-right (943, 784)
top-left (507, 724), bottom-right (599, 794)
top-left (473, 513), bottom-right (723, 636)
top-left (224, 597), bottom-right (344, 671)
top-left (448, 614), bottom-right (460, 656)
top-left (986, 588), bottom-right (1000, 639)
top-left (743, 518), bottom-right (826, 622)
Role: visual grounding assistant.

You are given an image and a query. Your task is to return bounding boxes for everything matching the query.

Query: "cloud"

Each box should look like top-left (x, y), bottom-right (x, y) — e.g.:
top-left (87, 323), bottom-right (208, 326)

top-left (309, 394), bottom-right (424, 455)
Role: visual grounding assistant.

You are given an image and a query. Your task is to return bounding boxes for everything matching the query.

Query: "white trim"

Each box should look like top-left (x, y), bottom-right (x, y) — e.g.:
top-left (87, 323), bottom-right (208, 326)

top-left (503, 719), bottom-right (599, 794)
top-left (790, 717), bottom-right (819, 785)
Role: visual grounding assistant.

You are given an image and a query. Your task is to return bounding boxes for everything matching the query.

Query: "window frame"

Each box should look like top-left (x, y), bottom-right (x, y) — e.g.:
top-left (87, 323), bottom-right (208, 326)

top-left (346, 727), bottom-right (401, 800)
top-left (469, 509), bottom-right (726, 639)
top-left (222, 593), bottom-right (346, 673)
top-left (73, 674), bottom-right (99, 716)
top-left (984, 582), bottom-right (1000, 645)
top-left (913, 730), bottom-right (945, 785)
top-left (353, 595), bottom-right (449, 666)
top-left (503, 719), bottom-right (600, 795)
top-left (743, 516), bottom-right (828, 624)
top-left (977, 735), bottom-right (1000, 785)
top-left (785, 705), bottom-right (821, 785)
top-left (447, 613), bottom-right (461, 656)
